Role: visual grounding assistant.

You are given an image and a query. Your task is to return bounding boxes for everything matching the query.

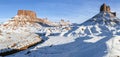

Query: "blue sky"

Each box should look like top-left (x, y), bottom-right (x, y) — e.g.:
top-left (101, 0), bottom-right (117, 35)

top-left (0, 0), bottom-right (120, 23)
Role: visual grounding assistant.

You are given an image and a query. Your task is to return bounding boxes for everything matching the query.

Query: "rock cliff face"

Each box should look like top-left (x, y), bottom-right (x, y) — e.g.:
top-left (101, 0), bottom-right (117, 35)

top-left (16, 10), bottom-right (58, 26)
top-left (1, 10), bottom-right (40, 30)
top-left (100, 3), bottom-right (116, 17)
top-left (0, 10), bottom-right (70, 30)
top-left (17, 10), bottom-right (37, 18)
top-left (100, 3), bottom-right (111, 12)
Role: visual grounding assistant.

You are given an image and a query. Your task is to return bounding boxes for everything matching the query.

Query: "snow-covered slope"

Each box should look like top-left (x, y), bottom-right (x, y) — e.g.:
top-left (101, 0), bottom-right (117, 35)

top-left (67, 12), bottom-right (120, 37)
top-left (0, 11), bottom-right (71, 56)
top-left (0, 32), bottom-right (41, 53)
top-left (0, 15), bottom-right (43, 55)
top-left (5, 11), bottom-right (120, 57)
top-left (1, 4), bottom-right (120, 57)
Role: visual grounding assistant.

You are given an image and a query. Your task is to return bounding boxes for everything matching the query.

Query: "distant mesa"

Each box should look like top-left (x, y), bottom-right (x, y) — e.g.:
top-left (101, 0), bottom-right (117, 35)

top-left (17, 10), bottom-right (37, 18)
top-left (100, 3), bottom-right (116, 16)
top-left (1, 9), bottom-right (70, 28)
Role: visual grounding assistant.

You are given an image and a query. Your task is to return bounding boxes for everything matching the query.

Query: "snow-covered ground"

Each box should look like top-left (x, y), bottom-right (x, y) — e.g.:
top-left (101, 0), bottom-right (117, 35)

top-left (105, 36), bottom-right (120, 57)
top-left (6, 35), bottom-right (120, 57)
top-left (1, 12), bottom-right (120, 57)
top-left (0, 31), bottom-right (41, 53)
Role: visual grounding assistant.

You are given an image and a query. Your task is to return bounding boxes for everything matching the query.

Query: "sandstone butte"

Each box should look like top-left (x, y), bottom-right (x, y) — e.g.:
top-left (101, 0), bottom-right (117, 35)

top-left (17, 10), bottom-right (37, 18)
top-left (100, 3), bottom-right (116, 17)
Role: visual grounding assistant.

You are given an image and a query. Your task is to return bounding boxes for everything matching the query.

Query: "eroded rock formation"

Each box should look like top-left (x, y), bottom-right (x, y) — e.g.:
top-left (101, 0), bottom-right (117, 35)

top-left (1, 10), bottom-right (70, 30)
top-left (100, 3), bottom-right (111, 12)
top-left (100, 3), bottom-right (116, 17)
top-left (17, 10), bottom-right (37, 18)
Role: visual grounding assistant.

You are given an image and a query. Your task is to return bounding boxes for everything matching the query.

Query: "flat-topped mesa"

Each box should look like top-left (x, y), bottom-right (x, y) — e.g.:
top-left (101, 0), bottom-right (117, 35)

top-left (17, 10), bottom-right (37, 18)
top-left (100, 3), bottom-right (116, 17)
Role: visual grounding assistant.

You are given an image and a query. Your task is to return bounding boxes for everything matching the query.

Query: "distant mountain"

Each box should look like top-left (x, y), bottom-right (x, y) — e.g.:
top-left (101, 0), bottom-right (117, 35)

top-left (0, 10), bottom-right (70, 33)
top-left (67, 3), bottom-right (120, 37)
top-left (62, 3), bottom-right (120, 57)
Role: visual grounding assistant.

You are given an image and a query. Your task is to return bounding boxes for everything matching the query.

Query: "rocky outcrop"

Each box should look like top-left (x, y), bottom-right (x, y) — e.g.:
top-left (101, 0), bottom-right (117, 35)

top-left (106, 6), bottom-right (111, 12)
top-left (100, 3), bottom-right (116, 17)
top-left (1, 10), bottom-right (70, 30)
top-left (1, 10), bottom-right (41, 30)
top-left (17, 10), bottom-right (37, 18)
top-left (100, 3), bottom-right (107, 12)
top-left (100, 3), bottom-right (111, 12)
top-left (16, 10), bottom-right (60, 26)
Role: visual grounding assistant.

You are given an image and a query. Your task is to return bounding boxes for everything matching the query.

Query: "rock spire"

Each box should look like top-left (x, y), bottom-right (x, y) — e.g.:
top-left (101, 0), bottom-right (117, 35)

top-left (100, 3), bottom-right (111, 12)
top-left (100, 3), bottom-right (116, 17)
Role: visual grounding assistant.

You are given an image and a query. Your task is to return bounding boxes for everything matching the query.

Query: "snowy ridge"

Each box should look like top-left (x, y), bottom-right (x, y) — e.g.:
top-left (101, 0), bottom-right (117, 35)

top-left (0, 15), bottom-right (41, 33)
top-left (0, 14), bottom-right (71, 56)
top-left (67, 12), bottom-right (120, 37)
